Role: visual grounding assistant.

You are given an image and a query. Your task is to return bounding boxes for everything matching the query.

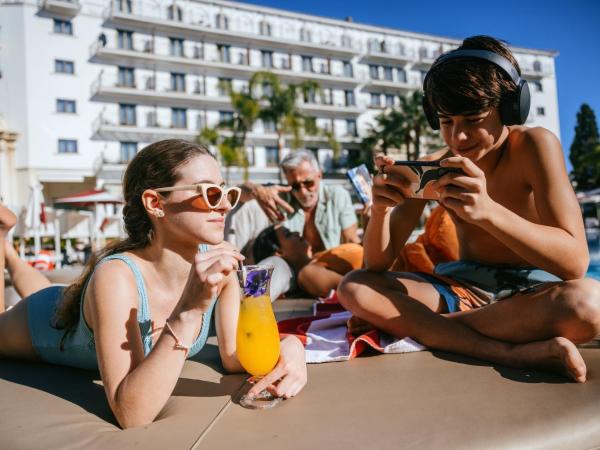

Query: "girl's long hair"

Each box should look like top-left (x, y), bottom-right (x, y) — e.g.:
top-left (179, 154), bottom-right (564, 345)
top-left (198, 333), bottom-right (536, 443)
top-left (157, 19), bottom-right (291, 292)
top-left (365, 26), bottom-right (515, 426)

top-left (55, 139), bottom-right (213, 347)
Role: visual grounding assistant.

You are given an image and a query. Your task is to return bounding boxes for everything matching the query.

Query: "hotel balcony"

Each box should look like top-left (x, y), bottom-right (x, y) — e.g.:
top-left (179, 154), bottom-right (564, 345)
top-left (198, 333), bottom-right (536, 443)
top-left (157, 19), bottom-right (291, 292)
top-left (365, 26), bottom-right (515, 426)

top-left (39, 0), bottom-right (80, 15)
top-left (90, 70), bottom-right (232, 109)
top-left (92, 112), bottom-right (361, 148)
top-left (90, 70), bottom-right (364, 117)
top-left (361, 49), bottom-right (415, 66)
top-left (90, 39), bottom-right (362, 88)
top-left (366, 78), bottom-right (416, 93)
top-left (520, 61), bottom-right (551, 79)
top-left (101, 0), bottom-right (357, 59)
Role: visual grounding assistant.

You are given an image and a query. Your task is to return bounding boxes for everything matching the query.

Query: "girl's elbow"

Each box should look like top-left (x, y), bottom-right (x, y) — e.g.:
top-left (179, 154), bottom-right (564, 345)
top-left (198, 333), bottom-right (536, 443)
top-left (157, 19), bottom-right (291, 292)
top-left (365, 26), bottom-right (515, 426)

top-left (113, 407), bottom-right (155, 430)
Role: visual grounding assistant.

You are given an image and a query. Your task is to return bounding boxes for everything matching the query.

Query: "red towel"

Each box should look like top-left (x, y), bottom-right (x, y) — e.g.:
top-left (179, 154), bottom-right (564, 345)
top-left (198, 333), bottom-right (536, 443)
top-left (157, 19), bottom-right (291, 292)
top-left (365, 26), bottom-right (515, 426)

top-left (278, 292), bottom-right (425, 363)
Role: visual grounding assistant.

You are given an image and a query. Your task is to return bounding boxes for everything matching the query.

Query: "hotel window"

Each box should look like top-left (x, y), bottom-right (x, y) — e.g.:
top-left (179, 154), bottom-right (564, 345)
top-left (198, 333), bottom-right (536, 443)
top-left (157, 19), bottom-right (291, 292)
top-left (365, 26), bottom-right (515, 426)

top-left (219, 111), bottom-right (234, 127)
top-left (117, 30), bottom-right (134, 50)
top-left (263, 120), bottom-right (276, 133)
top-left (194, 78), bottom-right (204, 94)
top-left (343, 61), bottom-right (353, 78)
top-left (419, 47), bottom-right (428, 59)
top-left (169, 38), bottom-right (185, 57)
top-left (262, 82), bottom-right (273, 97)
top-left (536, 107), bottom-right (546, 116)
top-left (303, 90), bottom-right (316, 104)
top-left (119, 104), bottom-right (137, 126)
top-left (266, 147), bottom-right (279, 167)
top-left (120, 142), bottom-right (137, 162)
top-left (345, 90), bottom-right (355, 107)
top-left (370, 93), bottom-right (381, 107)
top-left (216, 13), bottom-right (229, 30)
top-left (299, 27), bottom-right (311, 42)
top-left (385, 94), bottom-right (395, 108)
top-left (146, 111), bottom-right (158, 127)
top-left (533, 60), bottom-right (542, 72)
top-left (397, 42), bottom-right (406, 56)
top-left (346, 119), bottom-right (358, 137)
top-left (301, 56), bottom-right (313, 72)
top-left (117, 0), bottom-right (132, 13)
top-left (193, 45), bottom-right (203, 59)
top-left (368, 39), bottom-right (379, 53)
top-left (259, 20), bottom-right (272, 36)
top-left (55, 59), bottom-right (74, 74)
top-left (167, 4), bottom-right (182, 21)
top-left (217, 78), bottom-right (232, 96)
top-left (170, 73), bottom-right (186, 92)
top-left (195, 113), bottom-right (205, 131)
top-left (341, 34), bottom-right (352, 49)
top-left (397, 68), bottom-right (407, 83)
top-left (53, 19), bottom-right (72, 35)
top-left (420, 70), bottom-right (427, 83)
top-left (384, 66), bottom-right (393, 81)
top-left (171, 108), bottom-right (187, 128)
top-left (533, 81), bottom-right (543, 92)
top-left (58, 139), bottom-right (77, 154)
top-left (217, 44), bottom-right (231, 63)
top-left (145, 75), bottom-right (156, 90)
top-left (56, 99), bottom-right (76, 113)
top-left (261, 50), bottom-right (273, 69)
top-left (369, 65), bottom-right (379, 80)
top-left (117, 67), bottom-right (135, 87)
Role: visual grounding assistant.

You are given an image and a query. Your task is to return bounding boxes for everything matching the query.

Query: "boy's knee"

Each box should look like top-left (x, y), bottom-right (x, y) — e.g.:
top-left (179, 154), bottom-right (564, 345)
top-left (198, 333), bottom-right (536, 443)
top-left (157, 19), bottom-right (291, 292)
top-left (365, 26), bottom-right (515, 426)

top-left (560, 278), bottom-right (600, 337)
top-left (337, 269), bottom-right (370, 312)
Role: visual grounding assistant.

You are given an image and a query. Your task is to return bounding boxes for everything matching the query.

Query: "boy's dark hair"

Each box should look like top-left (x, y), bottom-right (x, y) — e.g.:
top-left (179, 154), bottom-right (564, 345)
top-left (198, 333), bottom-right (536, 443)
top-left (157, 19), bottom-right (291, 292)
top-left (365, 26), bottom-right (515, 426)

top-left (425, 35), bottom-right (521, 116)
top-left (253, 225), bottom-right (280, 262)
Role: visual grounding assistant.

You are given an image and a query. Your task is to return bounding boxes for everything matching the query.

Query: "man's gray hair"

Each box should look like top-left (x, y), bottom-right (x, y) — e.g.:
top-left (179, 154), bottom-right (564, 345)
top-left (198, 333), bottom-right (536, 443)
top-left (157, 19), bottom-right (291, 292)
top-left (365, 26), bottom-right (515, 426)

top-left (280, 149), bottom-right (320, 173)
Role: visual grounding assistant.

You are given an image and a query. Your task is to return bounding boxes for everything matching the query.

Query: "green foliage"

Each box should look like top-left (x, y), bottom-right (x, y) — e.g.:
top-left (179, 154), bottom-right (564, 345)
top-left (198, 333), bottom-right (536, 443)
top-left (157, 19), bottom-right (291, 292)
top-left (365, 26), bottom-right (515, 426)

top-left (361, 91), bottom-right (443, 161)
top-left (570, 104), bottom-right (600, 191)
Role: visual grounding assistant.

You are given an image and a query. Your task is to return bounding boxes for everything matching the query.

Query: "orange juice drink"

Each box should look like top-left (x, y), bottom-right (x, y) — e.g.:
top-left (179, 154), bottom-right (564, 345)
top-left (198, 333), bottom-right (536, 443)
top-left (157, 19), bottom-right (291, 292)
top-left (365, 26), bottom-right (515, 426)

top-left (236, 294), bottom-right (280, 376)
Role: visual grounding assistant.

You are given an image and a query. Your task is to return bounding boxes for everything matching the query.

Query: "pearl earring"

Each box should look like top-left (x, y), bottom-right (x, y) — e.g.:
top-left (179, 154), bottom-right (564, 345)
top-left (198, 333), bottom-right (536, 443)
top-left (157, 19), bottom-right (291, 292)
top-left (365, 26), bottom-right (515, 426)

top-left (156, 211), bottom-right (165, 218)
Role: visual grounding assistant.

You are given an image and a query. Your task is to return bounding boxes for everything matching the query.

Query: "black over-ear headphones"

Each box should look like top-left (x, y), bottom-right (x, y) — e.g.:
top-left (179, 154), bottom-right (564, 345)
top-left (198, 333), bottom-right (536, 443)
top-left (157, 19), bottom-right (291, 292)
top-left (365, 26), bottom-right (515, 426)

top-left (422, 49), bottom-right (530, 130)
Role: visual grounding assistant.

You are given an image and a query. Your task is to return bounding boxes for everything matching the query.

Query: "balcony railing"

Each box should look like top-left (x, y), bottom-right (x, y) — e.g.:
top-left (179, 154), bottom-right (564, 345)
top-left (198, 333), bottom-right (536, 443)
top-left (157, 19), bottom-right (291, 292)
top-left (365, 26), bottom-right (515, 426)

top-left (102, 0), bottom-right (357, 59)
top-left (39, 0), bottom-right (80, 15)
top-left (90, 36), bottom-right (362, 87)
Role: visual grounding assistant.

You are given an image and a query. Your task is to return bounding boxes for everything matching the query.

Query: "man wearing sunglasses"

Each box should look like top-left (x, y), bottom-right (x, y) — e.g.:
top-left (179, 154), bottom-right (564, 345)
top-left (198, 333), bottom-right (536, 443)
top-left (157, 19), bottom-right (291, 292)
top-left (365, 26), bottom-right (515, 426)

top-left (233, 150), bottom-right (360, 257)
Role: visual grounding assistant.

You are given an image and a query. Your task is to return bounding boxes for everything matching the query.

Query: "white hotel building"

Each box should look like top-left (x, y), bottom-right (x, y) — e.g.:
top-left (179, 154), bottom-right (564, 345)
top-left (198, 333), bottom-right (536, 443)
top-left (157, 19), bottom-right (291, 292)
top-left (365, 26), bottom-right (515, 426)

top-left (0, 0), bottom-right (560, 208)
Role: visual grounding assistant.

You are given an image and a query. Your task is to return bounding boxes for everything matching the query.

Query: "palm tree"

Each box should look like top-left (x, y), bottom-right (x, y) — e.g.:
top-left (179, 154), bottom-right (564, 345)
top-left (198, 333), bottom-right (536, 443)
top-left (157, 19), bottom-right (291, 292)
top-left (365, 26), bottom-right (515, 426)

top-left (361, 90), bottom-right (443, 161)
top-left (197, 80), bottom-right (260, 182)
top-left (249, 71), bottom-right (321, 158)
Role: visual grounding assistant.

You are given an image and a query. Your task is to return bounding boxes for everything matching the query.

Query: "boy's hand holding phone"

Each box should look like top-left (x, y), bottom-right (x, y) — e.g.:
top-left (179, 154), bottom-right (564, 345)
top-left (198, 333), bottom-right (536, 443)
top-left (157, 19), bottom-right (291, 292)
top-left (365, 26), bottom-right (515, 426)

top-left (433, 156), bottom-right (494, 224)
top-left (371, 155), bottom-right (414, 214)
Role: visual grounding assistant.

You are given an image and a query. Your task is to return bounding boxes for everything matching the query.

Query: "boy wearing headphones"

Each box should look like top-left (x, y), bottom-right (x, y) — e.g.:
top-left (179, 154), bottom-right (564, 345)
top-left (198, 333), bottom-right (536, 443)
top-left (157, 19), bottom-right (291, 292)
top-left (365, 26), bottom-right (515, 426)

top-left (337, 35), bottom-right (600, 382)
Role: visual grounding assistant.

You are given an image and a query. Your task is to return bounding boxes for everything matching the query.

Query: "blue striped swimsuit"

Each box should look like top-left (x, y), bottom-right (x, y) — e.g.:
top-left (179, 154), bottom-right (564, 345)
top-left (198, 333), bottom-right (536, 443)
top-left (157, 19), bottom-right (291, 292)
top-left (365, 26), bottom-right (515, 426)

top-left (27, 249), bottom-right (215, 370)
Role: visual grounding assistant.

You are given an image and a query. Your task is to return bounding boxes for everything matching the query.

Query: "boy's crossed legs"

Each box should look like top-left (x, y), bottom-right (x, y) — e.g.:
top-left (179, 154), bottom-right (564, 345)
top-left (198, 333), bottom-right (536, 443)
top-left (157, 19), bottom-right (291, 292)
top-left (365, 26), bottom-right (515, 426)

top-left (338, 270), bottom-right (600, 382)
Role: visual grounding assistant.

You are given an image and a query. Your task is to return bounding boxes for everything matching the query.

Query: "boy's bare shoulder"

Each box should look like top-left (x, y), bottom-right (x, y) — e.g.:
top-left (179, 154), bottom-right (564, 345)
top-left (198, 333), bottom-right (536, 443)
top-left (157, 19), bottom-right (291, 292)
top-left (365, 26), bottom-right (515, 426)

top-left (508, 126), bottom-right (563, 161)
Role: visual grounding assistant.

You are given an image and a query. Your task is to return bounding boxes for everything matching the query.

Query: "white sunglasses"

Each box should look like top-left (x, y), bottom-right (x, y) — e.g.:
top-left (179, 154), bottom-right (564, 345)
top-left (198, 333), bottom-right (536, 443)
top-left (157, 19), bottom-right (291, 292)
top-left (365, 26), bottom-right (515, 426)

top-left (154, 183), bottom-right (241, 209)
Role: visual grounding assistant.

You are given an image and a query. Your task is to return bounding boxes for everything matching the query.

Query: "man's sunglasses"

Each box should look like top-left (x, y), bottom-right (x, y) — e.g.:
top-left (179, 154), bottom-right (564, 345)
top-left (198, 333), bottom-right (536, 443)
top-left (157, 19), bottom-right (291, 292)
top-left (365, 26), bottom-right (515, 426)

top-left (154, 183), bottom-right (241, 209)
top-left (289, 179), bottom-right (316, 192)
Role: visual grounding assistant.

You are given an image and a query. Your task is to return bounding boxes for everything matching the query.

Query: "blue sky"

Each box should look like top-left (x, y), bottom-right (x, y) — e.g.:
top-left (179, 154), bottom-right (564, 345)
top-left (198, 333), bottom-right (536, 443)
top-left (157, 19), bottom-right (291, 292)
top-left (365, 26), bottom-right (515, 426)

top-left (245, 0), bottom-right (600, 171)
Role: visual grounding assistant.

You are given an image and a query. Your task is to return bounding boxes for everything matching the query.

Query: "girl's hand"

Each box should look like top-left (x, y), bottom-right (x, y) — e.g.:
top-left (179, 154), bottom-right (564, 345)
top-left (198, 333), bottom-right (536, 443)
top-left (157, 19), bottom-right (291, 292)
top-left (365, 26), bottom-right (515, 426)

top-left (247, 335), bottom-right (307, 400)
top-left (179, 241), bottom-right (245, 313)
top-left (371, 155), bottom-right (412, 215)
top-left (434, 156), bottom-right (495, 224)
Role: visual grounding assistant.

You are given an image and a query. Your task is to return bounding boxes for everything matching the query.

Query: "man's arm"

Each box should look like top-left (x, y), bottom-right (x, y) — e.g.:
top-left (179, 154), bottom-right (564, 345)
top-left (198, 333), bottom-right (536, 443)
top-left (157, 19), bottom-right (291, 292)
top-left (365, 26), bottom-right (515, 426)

top-left (341, 223), bottom-right (360, 244)
top-left (238, 182), bottom-right (294, 222)
top-left (437, 128), bottom-right (588, 280)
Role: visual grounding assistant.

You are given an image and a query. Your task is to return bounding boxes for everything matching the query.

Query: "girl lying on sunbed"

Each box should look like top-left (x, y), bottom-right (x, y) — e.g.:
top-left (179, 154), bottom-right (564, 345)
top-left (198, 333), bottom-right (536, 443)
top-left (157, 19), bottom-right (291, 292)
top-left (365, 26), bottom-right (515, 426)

top-left (0, 139), bottom-right (306, 428)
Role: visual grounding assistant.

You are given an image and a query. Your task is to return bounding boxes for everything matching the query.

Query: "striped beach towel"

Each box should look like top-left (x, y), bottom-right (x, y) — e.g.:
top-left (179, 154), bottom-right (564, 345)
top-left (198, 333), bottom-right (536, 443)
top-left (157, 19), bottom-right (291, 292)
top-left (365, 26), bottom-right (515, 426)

top-left (277, 292), bottom-right (426, 363)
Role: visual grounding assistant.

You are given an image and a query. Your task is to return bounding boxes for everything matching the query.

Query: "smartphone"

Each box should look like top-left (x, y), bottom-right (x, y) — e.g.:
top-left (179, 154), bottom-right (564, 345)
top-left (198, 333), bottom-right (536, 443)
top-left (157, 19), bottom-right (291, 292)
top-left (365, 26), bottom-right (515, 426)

top-left (391, 160), bottom-right (463, 200)
top-left (347, 164), bottom-right (373, 205)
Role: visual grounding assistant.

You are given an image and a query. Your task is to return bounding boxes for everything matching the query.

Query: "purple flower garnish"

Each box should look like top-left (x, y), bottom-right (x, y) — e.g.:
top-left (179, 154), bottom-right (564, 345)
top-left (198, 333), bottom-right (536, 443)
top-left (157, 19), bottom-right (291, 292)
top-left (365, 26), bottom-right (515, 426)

top-left (243, 269), bottom-right (270, 297)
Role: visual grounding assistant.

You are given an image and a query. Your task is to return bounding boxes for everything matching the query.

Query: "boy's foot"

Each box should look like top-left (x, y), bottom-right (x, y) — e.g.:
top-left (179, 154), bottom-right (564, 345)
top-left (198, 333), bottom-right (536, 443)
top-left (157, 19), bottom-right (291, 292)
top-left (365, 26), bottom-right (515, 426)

top-left (517, 337), bottom-right (587, 383)
top-left (0, 204), bottom-right (17, 235)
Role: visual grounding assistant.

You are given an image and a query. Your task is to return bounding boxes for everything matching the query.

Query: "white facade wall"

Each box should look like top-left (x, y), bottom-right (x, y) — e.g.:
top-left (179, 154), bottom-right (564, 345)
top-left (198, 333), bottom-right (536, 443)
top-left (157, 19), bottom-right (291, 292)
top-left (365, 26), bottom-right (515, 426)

top-left (0, 0), bottom-right (561, 203)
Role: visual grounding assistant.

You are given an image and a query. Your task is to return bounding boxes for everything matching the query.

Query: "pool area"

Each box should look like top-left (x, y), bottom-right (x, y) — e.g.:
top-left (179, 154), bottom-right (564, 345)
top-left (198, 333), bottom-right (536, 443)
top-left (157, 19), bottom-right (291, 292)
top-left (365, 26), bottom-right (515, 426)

top-left (587, 232), bottom-right (600, 280)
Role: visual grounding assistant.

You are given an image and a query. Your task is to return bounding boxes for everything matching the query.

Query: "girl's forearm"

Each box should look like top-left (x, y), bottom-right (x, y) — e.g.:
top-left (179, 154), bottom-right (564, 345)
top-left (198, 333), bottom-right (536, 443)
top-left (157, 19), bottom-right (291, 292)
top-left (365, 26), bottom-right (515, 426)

top-left (110, 313), bottom-right (204, 428)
